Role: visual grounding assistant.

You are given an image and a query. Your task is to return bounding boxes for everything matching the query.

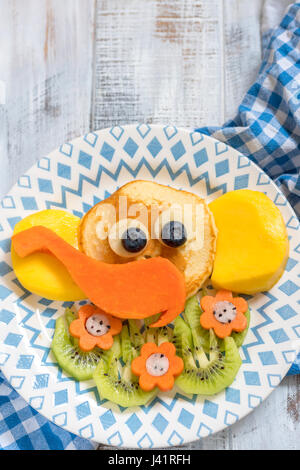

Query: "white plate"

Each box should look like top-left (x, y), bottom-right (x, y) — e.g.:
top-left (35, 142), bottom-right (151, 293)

top-left (0, 125), bottom-right (299, 448)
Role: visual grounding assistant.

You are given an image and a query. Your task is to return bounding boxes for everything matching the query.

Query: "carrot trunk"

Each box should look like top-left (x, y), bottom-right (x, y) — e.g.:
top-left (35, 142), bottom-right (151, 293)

top-left (12, 226), bottom-right (186, 326)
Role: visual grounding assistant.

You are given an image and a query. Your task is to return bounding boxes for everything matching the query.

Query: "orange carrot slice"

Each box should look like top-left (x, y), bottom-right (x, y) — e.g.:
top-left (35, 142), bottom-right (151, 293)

top-left (131, 342), bottom-right (184, 392)
top-left (12, 226), bottom-right (186, 327)
top-left (200, 289), bottom-right (248, 338)
top-left (69, 305), bottom-right (122, 352)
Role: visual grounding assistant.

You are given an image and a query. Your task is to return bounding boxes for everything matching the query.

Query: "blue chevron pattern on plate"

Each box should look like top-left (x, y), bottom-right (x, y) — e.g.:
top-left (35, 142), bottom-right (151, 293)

top-left (0, 125), bottom-right (299, 448)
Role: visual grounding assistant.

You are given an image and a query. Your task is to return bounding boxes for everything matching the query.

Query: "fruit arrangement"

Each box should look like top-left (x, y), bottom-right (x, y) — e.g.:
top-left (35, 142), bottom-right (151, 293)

top-left (9, 180), bottom-right (289, 407)
top-left (51, 294), bottom-right (245, 405)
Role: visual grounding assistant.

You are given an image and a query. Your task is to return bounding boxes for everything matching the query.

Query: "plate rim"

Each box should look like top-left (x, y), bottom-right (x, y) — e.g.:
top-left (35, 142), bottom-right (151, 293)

top-left (0, 123), bottom-right (299, 448)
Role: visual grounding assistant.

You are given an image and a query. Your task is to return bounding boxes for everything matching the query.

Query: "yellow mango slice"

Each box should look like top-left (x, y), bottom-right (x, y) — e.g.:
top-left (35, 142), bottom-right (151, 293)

top-left (11, 210), bottom-right (86, 301)
top-left (209, 190), bottom-right (289, 295)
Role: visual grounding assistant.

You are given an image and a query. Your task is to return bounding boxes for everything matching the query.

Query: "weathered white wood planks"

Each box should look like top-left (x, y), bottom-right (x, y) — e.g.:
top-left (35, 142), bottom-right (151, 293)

top-left (0, 0), bottom-right (95, 197)
top-left (92, 0), bottom-right (262, 129)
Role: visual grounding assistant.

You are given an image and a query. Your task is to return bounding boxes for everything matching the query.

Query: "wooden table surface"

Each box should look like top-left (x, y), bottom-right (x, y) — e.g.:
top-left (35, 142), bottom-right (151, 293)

top-left (0, 0), bottom-right (299, 450)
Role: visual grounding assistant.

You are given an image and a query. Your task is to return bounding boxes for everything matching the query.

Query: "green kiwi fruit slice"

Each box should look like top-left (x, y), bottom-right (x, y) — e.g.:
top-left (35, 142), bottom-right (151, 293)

top-left (157, 325), bottom-right (173, 345)
top-left (174, 316), bottom-right (242, 395)
top-left (121, 324), bottom-right (133, 363)
top-left (64, 307), bottom-right (78, 347)
top-left (128, 319), bottom-right (144, 351)
top-left (64, 307), bottom-right (76, 327)
top-left (93, 331), bottom-right (157, 407)
top-left (102, 333), bottom-right (122, 367)
top-left (184, 295), bottom-right (250, 353)
top-left (51, 310), bottom-right (103, 381)
top-left (173, 316), bottom-right (193, 355)
top-left (144, 314), bottom-right (161, 343)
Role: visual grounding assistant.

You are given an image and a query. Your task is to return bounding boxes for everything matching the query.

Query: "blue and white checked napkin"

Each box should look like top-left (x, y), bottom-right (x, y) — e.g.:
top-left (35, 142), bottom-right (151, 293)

top-left (0, 1), bottom-right (299, 451)
top-left (197, 1), bottom-right (300, 375)
top-left (198, 2), bottom-right (300, 220)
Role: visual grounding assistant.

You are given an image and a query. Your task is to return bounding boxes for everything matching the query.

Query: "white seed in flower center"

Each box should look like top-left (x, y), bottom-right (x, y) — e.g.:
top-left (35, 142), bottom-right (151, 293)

top-left (85, 313), bottom-right (111, 337)
top-left (213, 301), bottom-right (237, 324)
top-left (146, 353), bottom-right (169, 377)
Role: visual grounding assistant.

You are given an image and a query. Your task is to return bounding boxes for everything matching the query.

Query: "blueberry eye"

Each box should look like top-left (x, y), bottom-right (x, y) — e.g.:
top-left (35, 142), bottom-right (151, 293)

top-left (108, 219), bottom-right (149, 258)
top-left (121, 227), bottom-right (148, 253)
top-left (161, 221), bottom-right (187, 248)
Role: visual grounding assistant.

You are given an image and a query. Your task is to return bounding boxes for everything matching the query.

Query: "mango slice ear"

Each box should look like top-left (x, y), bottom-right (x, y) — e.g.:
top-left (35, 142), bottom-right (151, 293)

top-left (11, 210), bottom-right (86, 301)
top-left (209, 189), bottom-right (289, 295)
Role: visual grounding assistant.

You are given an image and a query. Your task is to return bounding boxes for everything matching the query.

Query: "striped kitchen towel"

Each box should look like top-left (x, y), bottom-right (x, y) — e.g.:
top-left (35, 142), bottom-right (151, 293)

top-left (197, 2), bottom-right (300, 374)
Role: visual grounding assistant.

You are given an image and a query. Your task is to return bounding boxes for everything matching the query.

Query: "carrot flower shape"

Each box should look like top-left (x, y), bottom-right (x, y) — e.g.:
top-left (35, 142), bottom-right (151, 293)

top-left (69, 304), bottom-right (122, 352)
top-left (200, 290), bottom-right (248, 339)
top-left (131, 342), bottom-right (183, 392)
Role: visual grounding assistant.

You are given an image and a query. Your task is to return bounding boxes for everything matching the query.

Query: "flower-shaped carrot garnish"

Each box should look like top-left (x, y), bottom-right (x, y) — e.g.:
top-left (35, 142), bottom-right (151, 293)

top-left (69, 304), bottom-right (122, 352)
top-left (131, 342), bottom-right (183, 392)
top-left (200, 290), bottom-right (248, 339)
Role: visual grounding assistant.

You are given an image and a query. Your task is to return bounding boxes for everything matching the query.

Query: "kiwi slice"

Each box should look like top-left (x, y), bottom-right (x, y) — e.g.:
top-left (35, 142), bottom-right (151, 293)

top-left (128, 319), bottom-right (144, 352)
top-left (157, 325), bottom-right (173, 345)
top-left (65, 307), bottom-right (76, 327)
top-left (93, 332), bottom-right (157, 407)
top-left (184, 295), bottom-right (250, 352)
top-left (103, 334), bottom-right (122, 367)
top-left (121, 324), bottom-right (133, 363)
top-left (231, 310), bottom-right (251, 347)
top-left (173, 316), bottom-right (193, 355)
top-left (174, 317), bottom-right (242, 395)
top-left (144, 314), bottom-right (161, 343)
top-left (51, 310), bottom-right (103, 381)
top-left (64, 307), bottom-right (78, 347)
